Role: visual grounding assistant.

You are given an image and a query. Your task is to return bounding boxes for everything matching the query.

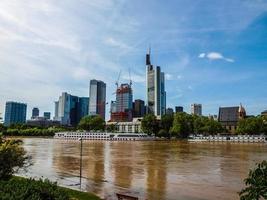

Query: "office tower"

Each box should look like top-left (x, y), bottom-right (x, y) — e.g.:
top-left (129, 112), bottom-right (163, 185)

top-left (133, 99), bottom-right (145, 118)
top-left (54, 92), bottom-right (89, 126)
top-left (43, 112), bottom-right (51, 120)
top-left (166, 108), bottom-right (174, 115)
top-left (110, 83), bottom-right (133, 122)
top-left (175, 106), bottom-right (184, 113)
top-left (89, 79), bottom-right (106, 120)
top-left (32, 107), bottom-right (39, 119)
top-left (191, 103), bottom-right (202, 116)
top-left (4, 101), bottom-right (27, 126)
top-left (218, 104), bottom-right (246, 134)
top-left (78, 97), bottom-right (89, 120)
top-left (146, 48), bottom-right (166, 117)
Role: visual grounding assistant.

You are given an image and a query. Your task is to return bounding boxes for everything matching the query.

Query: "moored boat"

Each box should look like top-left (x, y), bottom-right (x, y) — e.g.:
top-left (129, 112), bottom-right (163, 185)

top-left (54, 131), bottom-right (154, 141)
top-left (188, 134), bottom-right (267, 143)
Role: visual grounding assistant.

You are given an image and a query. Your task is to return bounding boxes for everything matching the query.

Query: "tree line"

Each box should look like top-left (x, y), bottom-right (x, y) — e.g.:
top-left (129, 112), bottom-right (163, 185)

top-left (141, 113), bottom-right (225, 138)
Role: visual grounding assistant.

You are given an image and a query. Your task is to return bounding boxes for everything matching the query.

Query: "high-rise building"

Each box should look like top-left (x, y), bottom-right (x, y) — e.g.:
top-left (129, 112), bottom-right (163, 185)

top-left (32, 107), bottom-right (39, 119)
top-left (4, 101), bottom-right (27, 126)
top-left (43, 112), bottom-right (51, 120)
top-left (133, 99), bottom-right (145, 118)
top-left (54, 92), bottom-right (89, 126)
top-left (78, 97), bottom-right (89, 120)
top-left (146, 48), bottom-right (166, 117)
top-left (89, 79), bottom-right (106, 120)
top-left (218, 104), bottom-right (246, 134)
top-left (110, 83), bottom-right (133, 122)
top-left (191, 104), bottom-right (202, 116)
top-left (166, 108), bottom-right (174, 115)
top-left (175, 106), bottom-right (184, 113)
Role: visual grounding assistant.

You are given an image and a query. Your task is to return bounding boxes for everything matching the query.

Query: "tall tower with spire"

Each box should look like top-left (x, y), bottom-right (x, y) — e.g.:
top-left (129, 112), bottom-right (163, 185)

top-left (146, 47), bottom-right (166, 117)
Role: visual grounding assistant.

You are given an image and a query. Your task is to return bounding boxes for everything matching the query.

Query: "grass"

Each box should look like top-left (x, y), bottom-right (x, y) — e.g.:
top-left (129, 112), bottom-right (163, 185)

top-left (61, 187), bottom-right (101, 200)
top-left (1, 176), bottom-right (101, 200)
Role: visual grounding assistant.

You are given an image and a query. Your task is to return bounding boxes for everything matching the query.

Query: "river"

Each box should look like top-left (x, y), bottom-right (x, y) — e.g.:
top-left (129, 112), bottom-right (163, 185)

top-left (19, 138), bottom-right (267, 200)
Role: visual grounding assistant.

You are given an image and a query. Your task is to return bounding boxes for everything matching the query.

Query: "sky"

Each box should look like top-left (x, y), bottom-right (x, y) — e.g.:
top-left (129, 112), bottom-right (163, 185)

top-left (0, 0), bottom-right (267, 120)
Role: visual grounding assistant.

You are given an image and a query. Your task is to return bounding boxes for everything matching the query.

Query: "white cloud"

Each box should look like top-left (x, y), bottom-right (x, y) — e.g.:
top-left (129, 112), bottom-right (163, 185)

top-left (199, 52), bottom-right (235, 62)
top-left (165, 73), bottom-right (173, 80)
top-left (198, 53), bottom-right (206, 58)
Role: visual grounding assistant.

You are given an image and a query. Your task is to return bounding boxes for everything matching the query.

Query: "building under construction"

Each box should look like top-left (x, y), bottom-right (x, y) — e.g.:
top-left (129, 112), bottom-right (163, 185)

top-left (110, 83), bottom-right (133, 122)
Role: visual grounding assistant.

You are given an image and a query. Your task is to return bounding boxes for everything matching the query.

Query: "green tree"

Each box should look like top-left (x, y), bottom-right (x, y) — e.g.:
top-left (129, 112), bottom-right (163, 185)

top-left (239, 160), bottom-right (267, 200)
top-left (171, 113), bottom-right (193, 138)
top-left (106, 123), bottom-right (116, 132)
top-left (78, 115), bottom-right (105, 131)
top-left (141, 114), bottom-right (159, 135)
top-left (160, 114), bottom-right (174, 138)
top-left (237, 116), bottom-right (265, 135)
top-left (0, 138), bottom-right (31, 180)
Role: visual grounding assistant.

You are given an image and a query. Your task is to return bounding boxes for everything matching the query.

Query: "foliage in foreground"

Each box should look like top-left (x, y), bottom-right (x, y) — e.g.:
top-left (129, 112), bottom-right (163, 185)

top-left (239, 160), bottom-right (267, 200)
top-left (0, 138), bottom-right (31, 180)
top-left (0, 177), bottom-right (69, 200)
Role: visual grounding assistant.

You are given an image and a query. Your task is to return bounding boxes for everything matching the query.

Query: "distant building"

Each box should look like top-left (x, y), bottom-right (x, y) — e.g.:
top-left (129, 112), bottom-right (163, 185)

top-left (261, 110), bottom-right (267, 117)
top-left (107, 118), bottom-right (142, 133)
top-left (175, 106), bottom-right (184, 113)
top-left (54, 92), bottom-right (89, 126)
top-left (110, 101), bottom-right (117, 113)
top-left (191, 104), bottom-right (202, 116)
top-left (78, 97), bottom-right (89, 120)
top-left (146, 48), bottom-right (166, 117)
top-left (4, 101), bottom-right (27, 126)
top-left (133, 99), bottom-right (145, 118)
top-left (166, 108), bottom-right (174, 115)
top-left (43, 112), bottom-right (51, 120)
top-left (32, 107), bottom-right (39, 119)
top-left (89, 79), bottom-right (106, 120)
top-left (27, 117), bottom-right (60, 128)
top-left (218, 104), bottom-right (246, 134)
top-left (110, 83), bottom-right (133, 122)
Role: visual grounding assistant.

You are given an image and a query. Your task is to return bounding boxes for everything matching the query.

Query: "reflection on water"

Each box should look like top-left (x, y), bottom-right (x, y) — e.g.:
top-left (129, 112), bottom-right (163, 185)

top-left (20, 138), bottom-right (267, 200)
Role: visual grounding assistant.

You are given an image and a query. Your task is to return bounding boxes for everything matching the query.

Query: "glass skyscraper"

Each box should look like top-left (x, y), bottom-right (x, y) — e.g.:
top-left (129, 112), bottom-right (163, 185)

top-left (54, 92), bottom-right (89, 126)
top-left (4, 101), bottom-right (27, 126)
top-left (146, 48), bottom-right (166, 117)
top-left (89, 79), bottom-right (106, 120)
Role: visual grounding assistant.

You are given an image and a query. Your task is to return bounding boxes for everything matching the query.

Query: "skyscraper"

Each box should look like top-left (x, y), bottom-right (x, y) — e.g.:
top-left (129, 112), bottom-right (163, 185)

top-left (191, 104), bottom-right (202, 116)
top-left (43, 112), bottom-right (51, 120)
top-left (146, 48), bottom-right (166, 117)
top-left (175, 106), bottom-right (184, 113)
top-left (89, 79), bottom-right (106, 120)
top-left (133, 99), bottom-right (145, 118)
top-left (54, 92), bottom-right (89, 126)
top-left (4, 101), bottom-right (27, 126)
top-left (110, 83), bottom-right (133, 122)
top-left (32, 107), bottom-right (39, 119)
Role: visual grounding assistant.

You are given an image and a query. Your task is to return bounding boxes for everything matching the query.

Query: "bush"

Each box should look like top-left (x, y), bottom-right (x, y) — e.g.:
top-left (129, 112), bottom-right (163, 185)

top-left (0, 138), bottom-right (31, 180)
top-left (239, 160), bottom-right (267, 200)
top-left (0, 177), bottom-right (69, 200)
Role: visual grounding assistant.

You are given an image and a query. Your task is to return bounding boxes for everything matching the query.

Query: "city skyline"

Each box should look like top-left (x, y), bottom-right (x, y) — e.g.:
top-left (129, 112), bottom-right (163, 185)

top-left (0, 0), bottom-right (267, 119)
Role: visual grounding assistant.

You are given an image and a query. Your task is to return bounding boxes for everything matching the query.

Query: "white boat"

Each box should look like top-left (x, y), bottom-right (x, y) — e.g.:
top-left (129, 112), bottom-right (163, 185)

top-left (54, 131), bottom-right (154, 141)
top-left (188, 134), bottom-right (267, 143)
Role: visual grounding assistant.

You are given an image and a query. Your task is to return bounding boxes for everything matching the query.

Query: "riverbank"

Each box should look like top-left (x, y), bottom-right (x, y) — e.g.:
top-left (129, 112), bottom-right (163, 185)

top-left (0, 176), bottom-right (101, 200)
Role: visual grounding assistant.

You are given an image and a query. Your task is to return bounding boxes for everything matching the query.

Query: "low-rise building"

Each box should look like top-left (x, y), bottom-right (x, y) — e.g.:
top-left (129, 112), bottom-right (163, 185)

top-left (218, 104), bottom-right (246, 134)
top-left (27, 117), bottom-right (60, 127)
top-left (107, 118), bottom-right (142, 133)
top-left (261, 110), bottom-right (267, 117)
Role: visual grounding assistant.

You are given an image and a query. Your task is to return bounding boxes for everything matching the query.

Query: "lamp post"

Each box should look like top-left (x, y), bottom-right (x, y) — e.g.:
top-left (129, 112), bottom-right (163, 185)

top-left (78, 137), bottom-right (83, 190)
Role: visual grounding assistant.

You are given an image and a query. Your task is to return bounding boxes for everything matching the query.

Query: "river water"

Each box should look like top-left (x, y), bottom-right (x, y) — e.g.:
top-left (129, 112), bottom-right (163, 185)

top-left (19, 138), bottom-right (267, 200)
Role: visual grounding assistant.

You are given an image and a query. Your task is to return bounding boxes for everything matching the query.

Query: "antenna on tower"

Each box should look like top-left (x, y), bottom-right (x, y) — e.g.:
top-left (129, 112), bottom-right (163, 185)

top-left (128, 68), bottom-right (132, 87)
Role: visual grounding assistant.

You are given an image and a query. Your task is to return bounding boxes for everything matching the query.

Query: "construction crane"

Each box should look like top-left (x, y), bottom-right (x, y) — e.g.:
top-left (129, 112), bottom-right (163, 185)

top-left (115, 70), bottom-right (122, 89)
top-left (128, 68), bottom-right (132, 87)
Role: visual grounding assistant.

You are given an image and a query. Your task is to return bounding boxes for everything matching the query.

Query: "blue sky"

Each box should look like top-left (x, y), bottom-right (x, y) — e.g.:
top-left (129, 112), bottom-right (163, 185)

top-left (0, 0), bottom-right (267, 119)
